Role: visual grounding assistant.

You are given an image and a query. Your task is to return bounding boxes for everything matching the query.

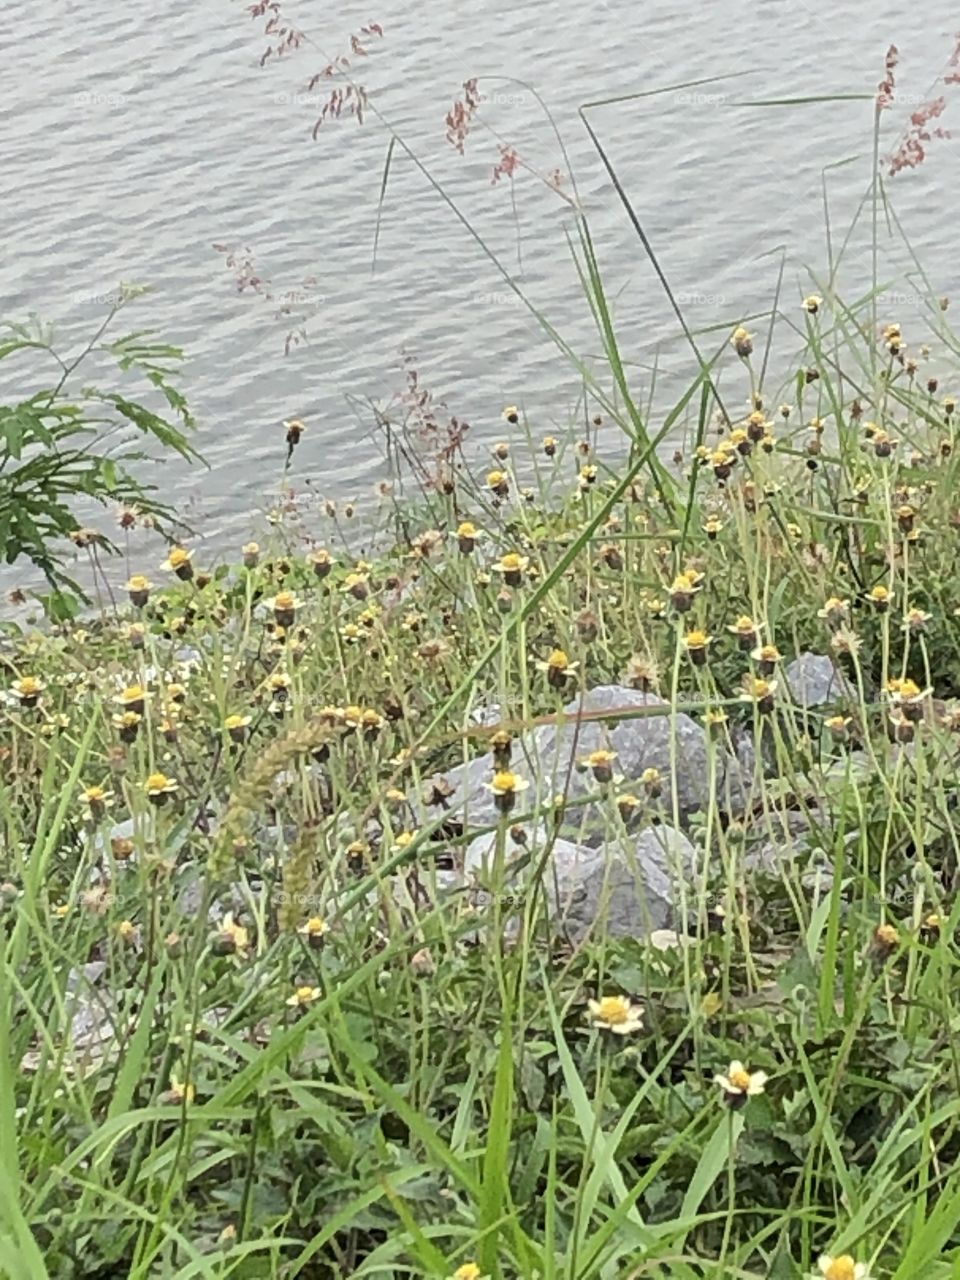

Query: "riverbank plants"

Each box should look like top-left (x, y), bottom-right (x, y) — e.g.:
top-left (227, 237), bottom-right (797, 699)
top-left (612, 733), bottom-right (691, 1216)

top-left (2, 270), bottom-right (960, 1278)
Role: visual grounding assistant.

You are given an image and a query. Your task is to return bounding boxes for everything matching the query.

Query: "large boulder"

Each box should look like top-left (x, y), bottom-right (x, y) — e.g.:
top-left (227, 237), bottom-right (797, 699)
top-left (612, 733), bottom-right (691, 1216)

top-left (462, 823), bottom-right (698, 941)
top-left (420, 685), bottom-right (750, 843)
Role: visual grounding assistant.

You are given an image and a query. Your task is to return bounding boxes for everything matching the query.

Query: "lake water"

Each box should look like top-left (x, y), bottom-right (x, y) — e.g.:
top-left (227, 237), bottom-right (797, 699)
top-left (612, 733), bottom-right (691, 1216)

top-left (2, 0), bottom-right (958, 588)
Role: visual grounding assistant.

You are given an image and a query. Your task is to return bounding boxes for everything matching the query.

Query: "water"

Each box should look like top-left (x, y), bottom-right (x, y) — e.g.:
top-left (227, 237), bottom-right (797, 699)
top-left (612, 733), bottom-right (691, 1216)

top-left (2, 0), bottom-right (958, 588)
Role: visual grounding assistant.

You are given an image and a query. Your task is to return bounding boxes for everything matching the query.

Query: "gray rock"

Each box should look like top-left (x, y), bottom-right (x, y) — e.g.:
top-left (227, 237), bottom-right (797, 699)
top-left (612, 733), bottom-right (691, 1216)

top-left (784, 652), bottom-right (852, 707)
top-left (423, 685), bottom-right (750, 841)
top-left (462, 823), bottom-right (697, 941)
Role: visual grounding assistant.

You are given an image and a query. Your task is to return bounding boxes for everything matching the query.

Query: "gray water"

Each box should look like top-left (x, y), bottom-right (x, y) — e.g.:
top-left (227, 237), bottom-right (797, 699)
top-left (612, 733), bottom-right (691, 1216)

top-left (2, 0), bottom-right (958, 585)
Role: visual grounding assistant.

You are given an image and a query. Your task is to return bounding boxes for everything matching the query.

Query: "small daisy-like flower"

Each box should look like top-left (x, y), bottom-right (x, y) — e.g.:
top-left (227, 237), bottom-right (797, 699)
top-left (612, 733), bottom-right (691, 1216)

top-left (501, 405), bottom-right (519, 425)
top-left (486, 770), bottom-right (530, 814)
top-left (741, 676), bottom-right (777, 714)
top-left (486, 469), bottom-right (510, 499)
top-left (825, 714), bottom-right (852, 741)
top-left (813, 1253), bottom-right (870, 1280)
top-left (80, 784), bottom-right (114, 821)
top-left (623, 654), bottom-right (658, 691)
top-left (161, 546), bottom-right (194, 580)
top-left (704, 707), bottom-right (729, 736)
top-left (213, 912), bottom-right (249, 957)
top-left (728, 615), bottom-right (760, 651)
top-left (871, 922), bottom-right (901, 960)
top-left (886, 677), bottom-right (930, 721)
top-left (683, 629), bottom-right (713, 666)
top-left (145, 772), bottom-right (178, 805)
top-left (242, 542), bottom-right (260, 568)
top-left (266, 671), bottom-right (292, 700)
top-left (803, 294), bottom-right (823, 314)
top-left (456, 521), bottom-right (479, 553)
top-left (284, 418), bottom-right (306, 446)
top-left (714, 1060), bottom-right (768, 1107)
top-left (582, 748), bottom-right (618, 784)
top-left (711, 446), bottom-right (736, 480)
top-left (224, 713), bottom-right (251, 743)
top-left (703, 514), bottom-right (724, 539)
top-left (113, 710), bottom-right (142, 742)
top-left (115, 684), bottom-right (148, 715)
top-left (640, 766), bottom-right (663, 798)
top-left (578, 464), bottom-right (598, 490)
top-left (491, 552), bottom-right (529, 587)
top-left (343, 571), bottom-right (370, 600)
top-left (392, 830), bottom-right (418, 852)
top-left (752, 643), bottom-right (783, 675)
top-left (830, 626), bottom-right (862, 658)
top-left (943, 394), bottom-right (956, 416)
top-left (126, 574), bottom-right (152, 606)
top-left (866, 584), bottom-right (891, 611)
top-left (669, 571), bottom-right (703, 613)
top-left (162, 1073), bottom-right (196, 1105)
top-left (731, 326), bottom-right (754, 357)
top-left (817, 597), bottom-right (849, 625)
top-left (903, 606), bottom-right (932, 633)
top-left (542, 435), bottom-right (558, 457)
top-left (10, 676), bottom-right (44, 708)
top-left (871, 428), bottom-right (896, 458)
top-left (452, 1263), bottom-right (484, 1280)
top-left (617, 793), bottom-right (641, 820)
top-left (490, 729), bottom-right (513, 768)
top-left (267, 590), bottom-right (302, 626)
top-left (729, 427), bottom-right (751, 457)
top-left (117, 919), bottom-right (138, 945)
top-left (536, 648), bottom-right (579, 690)
top-left (298, 917), bottom-right (328, 949)
top-left (286, 984), bottom-right (321, 1008)
top-left (587, 994), bottom-right (644, 1035)
top-left (308, 548), bottom-right (333, 579)
top-left (600, 542), bottom-right (623, 571)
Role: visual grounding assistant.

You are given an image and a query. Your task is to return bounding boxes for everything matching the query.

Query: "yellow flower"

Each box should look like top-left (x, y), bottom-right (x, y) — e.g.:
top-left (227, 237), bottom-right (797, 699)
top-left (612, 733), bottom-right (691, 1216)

top-left (501, 405), bottom-right (519, 424)
top-left (492, 552), bottom-right (529, 574)
top-left (486, 771), bottom-right (530, 796)
top-left (126, 574), bottom-right (152, 603)
top-left (214, 913), bottom-right (249, 956)
top-left (714, 1059), bottom-right (768, 1104)
top-left (486, 469), bottom-right (509, 495)
top-left (10, 676), bottom-right (44, 705)
top-left (731, 326), bottom-right (753, 357)
top-left (581, 749), bottom-right (617, 784)
top-left (686, 629), bottom-right (716, 660)
top-left (587, 995), bottom-right (644, 1035)
top-left (802, 294), bottom-right (823, 314)
top-left (817, 597), bottom-right (849, 624)
top-left (536, 648), bottom-right (578, 689)
top-left (115, 684), bottom-right (148, 712)
top-left (81, 784), bottom-right (114, 818)
top-left (163, 1073), bottom-right (196, 1105)
top-left (578, 464), bottom-right (598, 488)
top-left (286, 985), bottom-right (321, 1007)
top-left (145, 772), bottom-right (178, 802)
top-left (867, 584), bottom-right (890, 610)
top-left (741, 676), bottom-right (777, 712)
top-left (814, 1255), bottom-right (870, 1280)
top-left (392, 830), bottom-right (418, 852)
top-left (161, 546), bottom-right (194, 575)
top-left (486, 770), bottom-right (530, 815)
top-left (542, 435), bottom-right (558, 456)
top-left (452, 1264), bottom-right (483, 1280)
top-left (902, 607), bottom-right (932, 632)
top-left (298, 917), bottom-right (328, 946)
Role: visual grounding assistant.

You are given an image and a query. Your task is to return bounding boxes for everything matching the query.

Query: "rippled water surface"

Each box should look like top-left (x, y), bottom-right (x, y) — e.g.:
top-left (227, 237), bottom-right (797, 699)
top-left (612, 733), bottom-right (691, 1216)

top-left (2, 0), bottom-right (958, 581)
